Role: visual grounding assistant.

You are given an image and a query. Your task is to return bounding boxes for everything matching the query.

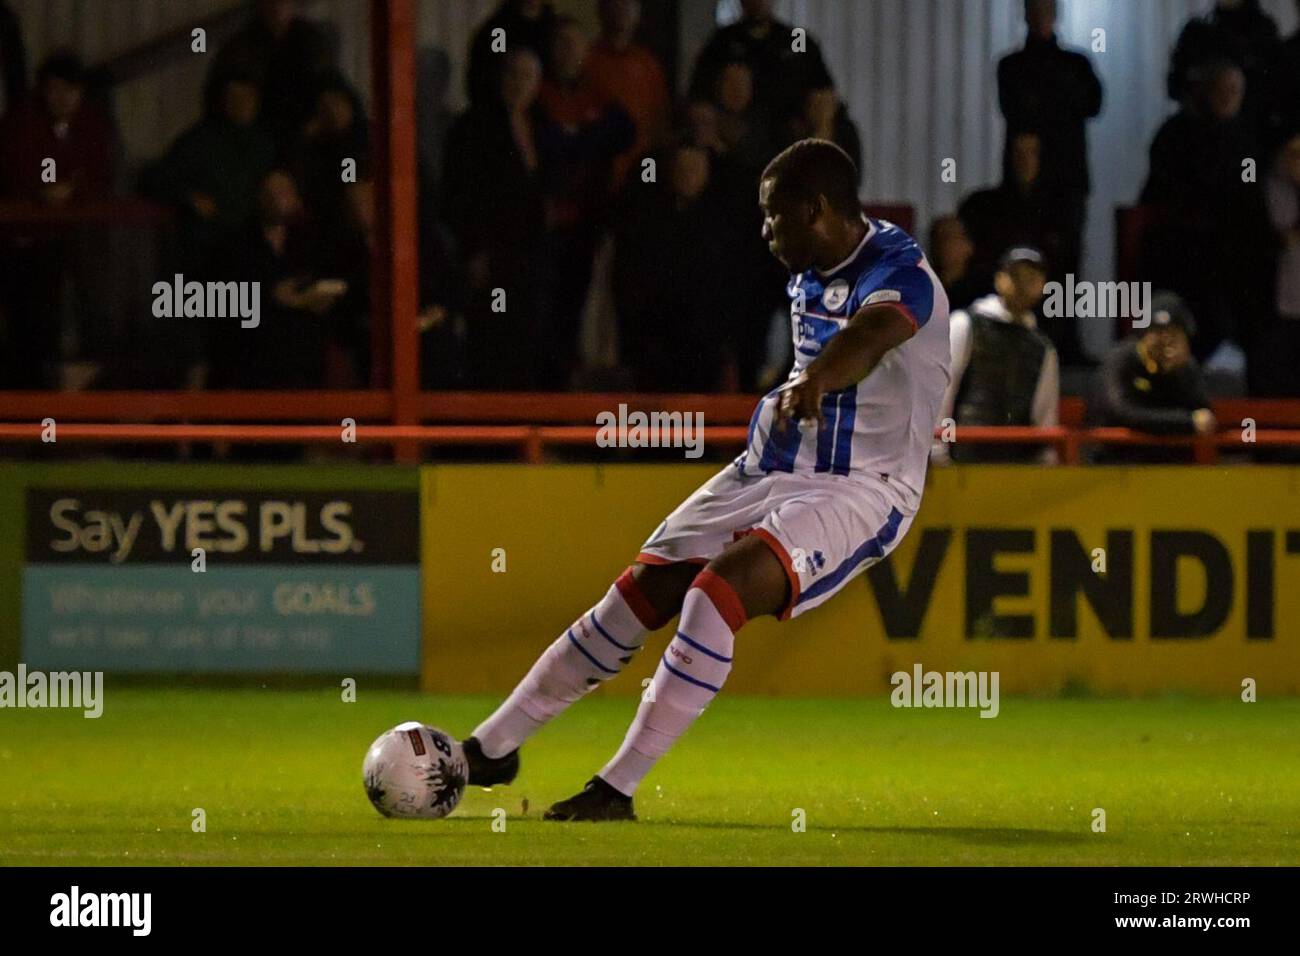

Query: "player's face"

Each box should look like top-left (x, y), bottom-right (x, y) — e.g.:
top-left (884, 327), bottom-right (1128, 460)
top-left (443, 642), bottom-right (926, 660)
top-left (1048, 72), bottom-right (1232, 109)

top-left (760, 177), bottom-right (815, 273)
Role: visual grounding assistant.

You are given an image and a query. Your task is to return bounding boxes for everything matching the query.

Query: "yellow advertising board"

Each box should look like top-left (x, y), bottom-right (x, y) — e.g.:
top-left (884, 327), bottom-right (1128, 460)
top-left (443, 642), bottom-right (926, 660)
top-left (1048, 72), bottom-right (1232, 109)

top-left (420, 465), bottom-right (1300, 696)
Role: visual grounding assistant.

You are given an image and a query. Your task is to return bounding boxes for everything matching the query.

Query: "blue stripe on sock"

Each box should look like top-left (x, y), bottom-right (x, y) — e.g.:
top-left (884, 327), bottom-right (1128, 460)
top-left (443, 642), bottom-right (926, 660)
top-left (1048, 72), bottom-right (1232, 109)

top-left (661, 654), bottom-right (722, 693)
top-left (567, 628), bottom-right (617, 674)
top-left (674, 630), bottom-right (732, 663)
top-left (590, 610), bottom-right (639, 651)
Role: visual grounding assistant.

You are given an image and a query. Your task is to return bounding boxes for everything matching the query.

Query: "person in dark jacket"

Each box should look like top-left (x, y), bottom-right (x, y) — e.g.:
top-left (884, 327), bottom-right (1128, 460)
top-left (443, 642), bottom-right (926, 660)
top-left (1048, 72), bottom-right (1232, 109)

top-left (145, 70), bottom-right (276, 275)
top-left (0, 0), bottom-right (26, 119)
top-left (689, 0), bottom-right (833, 137)
top-left (286, 70), bottom-right (368, 228)
top-left (465, 0), bottom-right (558, 109)
top-left (997, 0), bottom-right (1101, 279)
top-left (613, 140), bottom-right (729, 391)
top-left (442, 47), bottom-right (549, 389)
top-left (209, 0), bottom-right (337, 151)
top-left (1167, 0), bottom-right (1280, 139)
top-left (1139, 57), bottom-right (1274, 361)
top-left (1090, 292), bottom-right (1216, 462)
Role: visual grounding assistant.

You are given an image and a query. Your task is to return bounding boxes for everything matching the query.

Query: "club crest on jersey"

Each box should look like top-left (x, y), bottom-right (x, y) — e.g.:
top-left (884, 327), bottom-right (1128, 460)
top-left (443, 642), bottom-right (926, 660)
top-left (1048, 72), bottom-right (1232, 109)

top-left (822, 278), bottom-right (850, 312)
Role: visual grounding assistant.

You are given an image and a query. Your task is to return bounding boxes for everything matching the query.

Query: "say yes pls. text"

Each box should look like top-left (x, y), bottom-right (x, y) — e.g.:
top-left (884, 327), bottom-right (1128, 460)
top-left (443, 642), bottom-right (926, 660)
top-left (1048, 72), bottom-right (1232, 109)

top-left (47, 498), bottom-right (361, 563)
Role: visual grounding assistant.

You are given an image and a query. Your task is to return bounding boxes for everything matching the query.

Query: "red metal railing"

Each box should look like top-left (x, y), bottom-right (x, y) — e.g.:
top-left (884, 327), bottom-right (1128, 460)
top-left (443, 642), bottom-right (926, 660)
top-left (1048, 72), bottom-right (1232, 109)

top-left (2, 418), bottom-right (1298, 465)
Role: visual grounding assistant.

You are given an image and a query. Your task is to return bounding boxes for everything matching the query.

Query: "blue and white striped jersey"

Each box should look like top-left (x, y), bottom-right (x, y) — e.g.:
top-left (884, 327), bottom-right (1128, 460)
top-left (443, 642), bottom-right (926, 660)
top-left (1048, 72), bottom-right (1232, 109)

top-left (734, 217), bottom-right (951, 501)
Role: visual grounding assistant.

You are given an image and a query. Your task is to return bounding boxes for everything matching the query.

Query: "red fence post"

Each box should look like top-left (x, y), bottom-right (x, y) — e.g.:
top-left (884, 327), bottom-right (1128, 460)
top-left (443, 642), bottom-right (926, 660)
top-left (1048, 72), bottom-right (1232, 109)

top-left (370, 0), bottom-right (420, 462)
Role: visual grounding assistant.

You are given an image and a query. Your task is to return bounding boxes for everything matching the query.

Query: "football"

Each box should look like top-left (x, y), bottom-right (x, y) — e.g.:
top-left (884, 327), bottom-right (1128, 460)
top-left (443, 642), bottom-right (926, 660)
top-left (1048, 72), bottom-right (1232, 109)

top-left (363, 721), bottom-right (468, 819)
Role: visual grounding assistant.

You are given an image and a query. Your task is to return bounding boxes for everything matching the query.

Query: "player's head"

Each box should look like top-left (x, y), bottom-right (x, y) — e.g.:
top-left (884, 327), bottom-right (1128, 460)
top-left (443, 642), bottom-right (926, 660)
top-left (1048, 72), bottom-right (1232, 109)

top-left (741, 0), bottom-right (774, 23)
top-left (759, 138), bottom-right (862, 273)
top-left (993, 247), bottom-right (1048, 315)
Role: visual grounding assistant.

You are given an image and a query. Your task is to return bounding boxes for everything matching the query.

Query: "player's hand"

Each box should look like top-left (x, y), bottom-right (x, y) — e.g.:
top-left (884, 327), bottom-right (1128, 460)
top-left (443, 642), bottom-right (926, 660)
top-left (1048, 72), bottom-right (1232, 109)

top-left (1192, 408), bottom-right (1217, 435)
top-left (775, 371), bottom-right (826, 431)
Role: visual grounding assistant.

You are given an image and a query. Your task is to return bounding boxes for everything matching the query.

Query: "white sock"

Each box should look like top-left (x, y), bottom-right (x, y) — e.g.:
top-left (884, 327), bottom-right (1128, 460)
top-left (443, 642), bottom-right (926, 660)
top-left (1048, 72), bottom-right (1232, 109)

top-left (472, 569), bottom-right (666, 758)
top-left (600, 570), bottom-right (747, 796)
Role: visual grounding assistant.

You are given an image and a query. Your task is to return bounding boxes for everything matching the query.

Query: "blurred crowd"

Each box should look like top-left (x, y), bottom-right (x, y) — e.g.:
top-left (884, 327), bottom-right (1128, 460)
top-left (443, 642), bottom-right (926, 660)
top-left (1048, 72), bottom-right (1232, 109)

top-left (0, 0), bottom-right (1299, 421)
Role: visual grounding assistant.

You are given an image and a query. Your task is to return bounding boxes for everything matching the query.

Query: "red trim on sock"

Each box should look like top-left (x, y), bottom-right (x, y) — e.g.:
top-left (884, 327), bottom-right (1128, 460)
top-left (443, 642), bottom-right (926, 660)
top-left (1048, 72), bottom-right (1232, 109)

top-left (615, 566), bottom-right (672, 631)
top-left (690, 569), bottom-right (748, 633)
top-left (741, 528), bottom-right (801, 621)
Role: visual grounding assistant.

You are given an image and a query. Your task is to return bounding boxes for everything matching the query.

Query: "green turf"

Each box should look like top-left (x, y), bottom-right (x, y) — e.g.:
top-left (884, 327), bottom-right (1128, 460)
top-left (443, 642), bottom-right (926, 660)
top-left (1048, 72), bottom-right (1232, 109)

top-left (1, 689), bottom-right (1297, 865)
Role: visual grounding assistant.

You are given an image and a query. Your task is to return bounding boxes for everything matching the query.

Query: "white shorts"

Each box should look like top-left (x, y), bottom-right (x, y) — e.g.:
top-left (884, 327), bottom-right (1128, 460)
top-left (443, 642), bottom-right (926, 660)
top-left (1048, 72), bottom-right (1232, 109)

top-left (636, 466), bottom-right (917, 620)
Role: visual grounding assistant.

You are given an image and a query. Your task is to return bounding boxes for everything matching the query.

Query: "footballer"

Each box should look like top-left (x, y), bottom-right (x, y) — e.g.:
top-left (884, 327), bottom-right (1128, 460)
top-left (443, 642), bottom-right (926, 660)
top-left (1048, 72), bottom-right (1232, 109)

top-left (459, 139), bottom-right (951, 820)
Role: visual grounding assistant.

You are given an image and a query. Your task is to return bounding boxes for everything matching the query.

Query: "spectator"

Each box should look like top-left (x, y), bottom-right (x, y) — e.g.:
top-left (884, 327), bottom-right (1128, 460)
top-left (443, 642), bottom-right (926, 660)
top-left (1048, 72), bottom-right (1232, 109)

top-left (1274, 2), bottom-right (1300, 127)
top-left (311, 179), bottom-right (376, 388)
top-left (0, 0), bottom-right (26, 119)
top-left (416, 46), bottom-right (456, 208)
top-left (689, 0), bottom-right (833, 138)
top-left (144, 71), bottom-right (275, 274)
top-left (0, 52), bottom-right (117, 388)
top-left (466, 0), bottom-right (558, 109)
top-left (288, 70), bottom-right (367, 227)
top-left (934, 248), bottom-right (1059, 465)
top-left (1168, 0), bottom-right (1279, 138)
top-left (211, 169), bottom-right (346, 388)
top-left (1140, 58), bottom-right (1274, 362)
top-left (678, 86), bottom-right (784, 389)
top-left (928, 215), bottom-right (982, 313)
top-left (710, 59), bottom-right (775, 179)
top-left (210, 0), bottom-right (336, 151)
top-left (997, 0), bottom-right (1102, 277)
top-left (614, 141), bottom-right (729, 391)
top-left (787, 87), bottom-right (862, 183)
top-left (960, 130), bottom-right (1082, 362)
top-left (536, 17), bottom-right (634, 388)
top-left (1090, 292), bottom-right (1216, 462)
top-left (442, 48), bottom-right (548, 390)
top-left (1260, 129), bottom-right (1300, 396)
top-left (583, 0), bottom-right (669, 193)
top-left (0, 51), bottom-right (115, 203)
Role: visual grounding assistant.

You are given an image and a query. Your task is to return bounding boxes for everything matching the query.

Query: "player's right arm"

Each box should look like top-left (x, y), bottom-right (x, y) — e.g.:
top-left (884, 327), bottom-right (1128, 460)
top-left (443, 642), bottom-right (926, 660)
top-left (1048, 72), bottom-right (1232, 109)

top-left (775, 302), bottom-right (916, 429)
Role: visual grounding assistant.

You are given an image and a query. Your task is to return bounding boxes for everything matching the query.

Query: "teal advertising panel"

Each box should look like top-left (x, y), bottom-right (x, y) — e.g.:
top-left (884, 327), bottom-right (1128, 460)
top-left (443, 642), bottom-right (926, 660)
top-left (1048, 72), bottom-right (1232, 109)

top-left (21, 486), bottom-right (420, 674)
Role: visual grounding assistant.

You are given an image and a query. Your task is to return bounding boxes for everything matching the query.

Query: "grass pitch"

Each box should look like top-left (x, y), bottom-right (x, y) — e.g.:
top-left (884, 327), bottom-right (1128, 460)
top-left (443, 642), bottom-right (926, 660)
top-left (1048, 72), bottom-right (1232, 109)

top-left (1, 689), bottom-right (1297, 866)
